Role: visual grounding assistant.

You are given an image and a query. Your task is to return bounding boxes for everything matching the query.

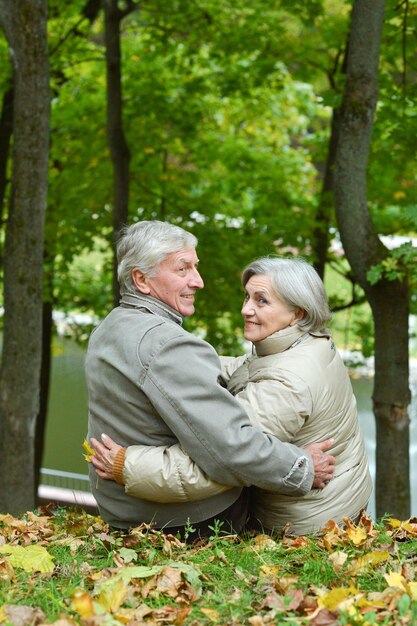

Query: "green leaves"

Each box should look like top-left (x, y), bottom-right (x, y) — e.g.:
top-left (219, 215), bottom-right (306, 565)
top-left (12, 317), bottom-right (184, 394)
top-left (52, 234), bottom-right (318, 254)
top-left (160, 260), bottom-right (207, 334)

top-left (0, 544), bottom-right (54, 573)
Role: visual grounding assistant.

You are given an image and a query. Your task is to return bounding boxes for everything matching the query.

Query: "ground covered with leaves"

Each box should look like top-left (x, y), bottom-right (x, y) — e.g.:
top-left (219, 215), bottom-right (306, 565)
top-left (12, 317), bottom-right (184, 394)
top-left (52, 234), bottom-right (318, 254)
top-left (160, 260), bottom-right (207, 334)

top-left (0, 507), bottom-right (416, 626)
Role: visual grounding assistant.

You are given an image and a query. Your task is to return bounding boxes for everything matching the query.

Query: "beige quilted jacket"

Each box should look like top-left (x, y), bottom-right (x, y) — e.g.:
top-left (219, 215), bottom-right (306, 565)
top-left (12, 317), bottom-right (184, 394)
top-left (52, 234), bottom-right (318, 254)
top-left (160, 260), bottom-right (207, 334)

top-left (121, 326), bottom-right (372, 535)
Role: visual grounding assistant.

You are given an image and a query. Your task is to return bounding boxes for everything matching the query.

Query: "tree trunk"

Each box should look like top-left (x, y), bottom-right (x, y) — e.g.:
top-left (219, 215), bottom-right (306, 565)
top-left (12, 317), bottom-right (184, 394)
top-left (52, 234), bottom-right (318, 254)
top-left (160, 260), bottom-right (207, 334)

top-left (104, 0), bottom-right (133, 306)
top-left (35, 299), bottom-right (53, 501)
top-left (313, 108), bottom-right (341, 280)
top-left (333, 0), bottom-right (410, 518)
top-left (0, 84), bottom-right (13, 233)
top-left (0, 0), bottom-right (50, 514)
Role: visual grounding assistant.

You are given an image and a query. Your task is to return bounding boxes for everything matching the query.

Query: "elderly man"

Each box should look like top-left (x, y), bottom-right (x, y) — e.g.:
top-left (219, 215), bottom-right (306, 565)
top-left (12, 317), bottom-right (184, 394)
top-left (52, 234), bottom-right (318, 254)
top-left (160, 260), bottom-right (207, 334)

top-left (87, 220), bottom-right (334, 536)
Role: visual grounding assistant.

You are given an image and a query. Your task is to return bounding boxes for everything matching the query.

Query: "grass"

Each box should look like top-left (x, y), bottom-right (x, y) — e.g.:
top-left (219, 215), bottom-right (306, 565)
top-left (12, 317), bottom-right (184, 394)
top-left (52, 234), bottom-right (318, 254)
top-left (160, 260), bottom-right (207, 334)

top-left (0, 506), bottom-right (417, 625)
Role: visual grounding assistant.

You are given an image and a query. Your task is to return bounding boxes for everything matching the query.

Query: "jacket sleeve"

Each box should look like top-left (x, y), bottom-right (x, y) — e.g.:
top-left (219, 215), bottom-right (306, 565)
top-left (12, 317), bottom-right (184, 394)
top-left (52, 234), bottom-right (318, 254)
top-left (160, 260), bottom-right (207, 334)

top-left (218, 354), bottom-right (248, 385)
top-left (138, 329), bottom-right (314, 495)
top-left (122, 444), bottom-right (232, 502)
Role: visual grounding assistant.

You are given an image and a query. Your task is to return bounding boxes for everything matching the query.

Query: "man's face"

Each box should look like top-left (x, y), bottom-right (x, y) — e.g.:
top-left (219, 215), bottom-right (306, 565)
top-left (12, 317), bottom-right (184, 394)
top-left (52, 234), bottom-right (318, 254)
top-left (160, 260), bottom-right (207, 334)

top-left (143, 248), bottom-right (204, 317)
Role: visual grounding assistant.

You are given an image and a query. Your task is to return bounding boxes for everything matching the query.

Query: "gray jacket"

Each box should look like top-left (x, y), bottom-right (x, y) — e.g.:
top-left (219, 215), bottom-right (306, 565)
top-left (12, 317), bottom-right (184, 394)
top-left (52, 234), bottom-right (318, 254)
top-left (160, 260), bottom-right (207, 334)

top-left (119, 326), bottom-right (372, 534)
top-left (86, 293), bottom-right (314, 529)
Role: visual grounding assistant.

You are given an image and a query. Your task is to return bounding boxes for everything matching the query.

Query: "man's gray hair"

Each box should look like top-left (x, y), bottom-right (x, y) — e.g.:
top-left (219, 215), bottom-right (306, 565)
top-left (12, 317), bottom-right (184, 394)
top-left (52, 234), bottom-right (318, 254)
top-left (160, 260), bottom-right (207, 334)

top-left (117, 220), bottom-right (198, 294)
top-left (241, 256), bottom-right (332, 332)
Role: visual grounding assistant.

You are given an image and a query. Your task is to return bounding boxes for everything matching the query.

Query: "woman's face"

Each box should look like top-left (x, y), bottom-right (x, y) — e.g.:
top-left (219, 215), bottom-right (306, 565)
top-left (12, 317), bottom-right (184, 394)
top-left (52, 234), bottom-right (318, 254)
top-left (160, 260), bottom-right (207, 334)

top-left (241, 274), bottom-right (301, 342)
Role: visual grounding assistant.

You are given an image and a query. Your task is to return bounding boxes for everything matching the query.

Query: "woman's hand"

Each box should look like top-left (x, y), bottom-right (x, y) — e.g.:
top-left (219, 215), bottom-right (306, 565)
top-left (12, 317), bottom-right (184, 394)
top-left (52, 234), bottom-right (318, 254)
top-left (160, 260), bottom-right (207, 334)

top-left (89, 433), bottom-right (123, 481)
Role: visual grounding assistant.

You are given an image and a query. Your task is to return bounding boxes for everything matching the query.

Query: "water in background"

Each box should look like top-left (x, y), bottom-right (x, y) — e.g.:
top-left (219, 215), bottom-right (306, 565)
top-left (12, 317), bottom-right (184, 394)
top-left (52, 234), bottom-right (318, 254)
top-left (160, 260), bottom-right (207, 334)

top-left (43, 339), bottom-right (417, 518)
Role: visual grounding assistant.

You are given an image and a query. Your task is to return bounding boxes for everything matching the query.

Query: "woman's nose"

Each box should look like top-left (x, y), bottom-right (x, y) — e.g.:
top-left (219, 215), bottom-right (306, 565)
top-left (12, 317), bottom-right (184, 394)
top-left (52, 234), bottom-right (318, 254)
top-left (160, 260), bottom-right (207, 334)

top-left (241, 300), bottom-right (253, 315)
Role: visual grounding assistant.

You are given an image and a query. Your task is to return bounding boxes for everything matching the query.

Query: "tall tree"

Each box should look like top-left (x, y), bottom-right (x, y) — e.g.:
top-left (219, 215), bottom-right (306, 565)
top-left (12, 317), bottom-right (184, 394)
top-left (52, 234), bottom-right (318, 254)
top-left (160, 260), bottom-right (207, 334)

top-left (0, 0), bottom-right (50, 514)
top-left (333, 0), bottom-right (410, 518)
top-left (104, 0), bottom-right (138, 306)
top-left (34, 0), bottom-right (106, 499)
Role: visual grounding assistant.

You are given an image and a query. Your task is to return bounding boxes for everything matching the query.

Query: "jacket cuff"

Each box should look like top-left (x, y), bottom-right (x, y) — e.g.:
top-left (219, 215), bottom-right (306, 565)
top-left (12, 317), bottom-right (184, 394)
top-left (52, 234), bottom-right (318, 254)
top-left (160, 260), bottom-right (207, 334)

top-left (113, 447), bottom-right (127, 485)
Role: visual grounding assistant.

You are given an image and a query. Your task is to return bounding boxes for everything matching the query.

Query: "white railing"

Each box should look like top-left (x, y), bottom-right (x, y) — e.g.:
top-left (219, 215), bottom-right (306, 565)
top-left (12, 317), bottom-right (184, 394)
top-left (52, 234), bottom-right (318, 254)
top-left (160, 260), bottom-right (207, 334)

top-left (38, 468), bottom-right (97, 509)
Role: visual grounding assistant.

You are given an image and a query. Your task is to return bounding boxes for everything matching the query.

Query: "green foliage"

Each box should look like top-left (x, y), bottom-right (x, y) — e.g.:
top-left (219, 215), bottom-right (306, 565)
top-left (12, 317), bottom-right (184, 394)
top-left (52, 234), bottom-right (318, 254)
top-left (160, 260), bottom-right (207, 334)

top-left (0, 0), bottom-right (416, 355)
top-left (367, 243), bottom-right (417, 315)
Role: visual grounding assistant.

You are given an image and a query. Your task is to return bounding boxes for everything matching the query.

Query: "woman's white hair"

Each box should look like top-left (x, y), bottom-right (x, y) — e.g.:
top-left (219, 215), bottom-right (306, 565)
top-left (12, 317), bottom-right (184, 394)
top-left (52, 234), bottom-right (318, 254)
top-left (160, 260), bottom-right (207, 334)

top-left (117, 220), bottom-right (198, 295)
top-left (242, 256), bottom-right (332, 332)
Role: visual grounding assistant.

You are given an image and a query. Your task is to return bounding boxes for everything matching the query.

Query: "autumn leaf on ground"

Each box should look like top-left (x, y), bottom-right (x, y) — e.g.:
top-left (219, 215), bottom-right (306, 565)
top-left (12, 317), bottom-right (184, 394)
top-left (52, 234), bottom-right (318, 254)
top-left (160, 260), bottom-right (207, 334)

top-left (343, 518), bottom-right (368, 546)
top-left (0, 556), bottom-right (15, 579)
top-left (153, 606), bottom-right (192, 624)
top-left (316, 586), bottom-right (362, 612)
top-left (142, 565), bottom-right (200, 603)
top-left (71, 590), bottom-right (96, 619)
top-left (0, 544), bottom-right (54, 573)
top-left (407, 582), bottom-right (417, 600)
top-left (96, 576), bottom-right (129, 613)
top-left (263, 587), bottom-right (304, 612)
top-left (0, 511), bottom-right (55, 546)
top-left (250, 534), bottom-right (277, 550)
top-left (346, 550), bottom-right (390, 575)
top-left (2, 604), bottom-right (46, 626)
top-left (386, 571), bottom-right (405, 588)
top-left (384, 517), bottom-right (417, 539)
top-left (310, 607), bottom-right (339, 625)
top-left (200, 607), bottom-right (220, 622)
top-left (320, 520), bottom-right (344, 551)
top-left (328, 550), bottom-right (348, 573)
top-left (259, 564), bottom-right (280, 580)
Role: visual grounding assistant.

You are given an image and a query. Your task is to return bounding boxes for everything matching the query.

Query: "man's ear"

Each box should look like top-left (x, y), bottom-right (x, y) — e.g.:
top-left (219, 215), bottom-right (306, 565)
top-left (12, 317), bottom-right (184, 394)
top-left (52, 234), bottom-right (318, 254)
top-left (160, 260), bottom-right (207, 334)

top-left (132, 268), bottom-right (151, 294)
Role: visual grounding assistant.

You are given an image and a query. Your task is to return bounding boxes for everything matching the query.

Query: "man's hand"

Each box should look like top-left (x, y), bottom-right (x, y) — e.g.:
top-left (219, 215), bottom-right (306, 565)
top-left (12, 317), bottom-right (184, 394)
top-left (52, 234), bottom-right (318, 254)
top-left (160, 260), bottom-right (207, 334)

top-left (89, 433), bottom-right (123, 481)
top-left (306, 438), bottom-right (335, 489)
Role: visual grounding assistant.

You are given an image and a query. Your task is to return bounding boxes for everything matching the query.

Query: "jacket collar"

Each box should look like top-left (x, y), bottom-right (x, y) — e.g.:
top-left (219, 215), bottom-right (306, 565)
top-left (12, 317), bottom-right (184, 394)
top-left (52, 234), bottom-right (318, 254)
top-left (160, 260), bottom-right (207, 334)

top-left (120, 292), bottom-right (184, 326)
top-left (254, 326), bottom-right (331, 357)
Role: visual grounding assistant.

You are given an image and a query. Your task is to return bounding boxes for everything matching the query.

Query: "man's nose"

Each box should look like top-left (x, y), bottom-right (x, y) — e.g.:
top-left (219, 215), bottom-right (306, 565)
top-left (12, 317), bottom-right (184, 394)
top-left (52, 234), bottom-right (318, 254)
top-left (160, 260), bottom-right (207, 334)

top-left (190, 268), bottom-right (204, 289)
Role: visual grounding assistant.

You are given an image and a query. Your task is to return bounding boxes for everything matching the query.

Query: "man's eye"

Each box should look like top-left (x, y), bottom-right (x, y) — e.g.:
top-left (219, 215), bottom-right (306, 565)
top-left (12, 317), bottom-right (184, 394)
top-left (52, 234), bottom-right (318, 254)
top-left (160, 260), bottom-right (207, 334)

top-left (258, 298), bottom-right (268, 305)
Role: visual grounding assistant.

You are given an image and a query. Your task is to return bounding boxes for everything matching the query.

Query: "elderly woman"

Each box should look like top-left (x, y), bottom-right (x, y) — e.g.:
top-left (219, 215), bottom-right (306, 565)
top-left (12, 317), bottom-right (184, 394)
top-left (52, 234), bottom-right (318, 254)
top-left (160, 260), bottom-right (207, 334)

top-left (92, 257), bottom-right (372, 535)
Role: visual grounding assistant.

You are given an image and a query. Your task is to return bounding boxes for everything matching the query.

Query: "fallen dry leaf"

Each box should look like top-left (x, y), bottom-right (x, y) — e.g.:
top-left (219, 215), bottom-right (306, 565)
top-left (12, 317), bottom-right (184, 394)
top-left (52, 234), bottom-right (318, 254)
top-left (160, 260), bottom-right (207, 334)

top-left (3, 605), bottom-right (45, 626)
top-left (200, 607), bottom-right (220, 622)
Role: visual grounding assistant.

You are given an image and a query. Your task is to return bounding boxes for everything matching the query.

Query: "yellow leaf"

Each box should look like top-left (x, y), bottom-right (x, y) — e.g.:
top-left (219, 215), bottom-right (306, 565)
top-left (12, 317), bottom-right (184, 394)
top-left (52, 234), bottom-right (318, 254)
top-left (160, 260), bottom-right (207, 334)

top-left (200, 607), bottom-right (220, 622)
top-left (259, 565), bottom-right (280, 579)
top-left (0, 544), bottom-right (54, 573)
top-left (71, 590), bottom-right (96, 618)
top-left (83, 438), bottom-right (95, 462)
top-left (347, 550), bottom-right (390, 575)
top-left (407, 581), bottom-right (417, 600)
top-left (251, 534), bottom-right (277, 550)
top-left (345, 524), bottom-right (367, 545)
top-left (384, 571), bottom-right (406, 590)
top-left (401, 521), bottom-right (417, 536)
top-left (96, 576), bottom-right (128, 613)
top-left (317, 586), bottom-right (359, 612)
top-left (385, 517), bottom-right (402, 528)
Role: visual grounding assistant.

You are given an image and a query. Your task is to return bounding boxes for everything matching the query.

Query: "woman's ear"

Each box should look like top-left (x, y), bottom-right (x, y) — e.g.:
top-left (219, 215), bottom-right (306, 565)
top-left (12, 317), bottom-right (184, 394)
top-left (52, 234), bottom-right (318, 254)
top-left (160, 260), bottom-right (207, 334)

top-left (132, 268), bottom-right (151, 294)
top-left (289, 307), bottom-right (305, 326)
